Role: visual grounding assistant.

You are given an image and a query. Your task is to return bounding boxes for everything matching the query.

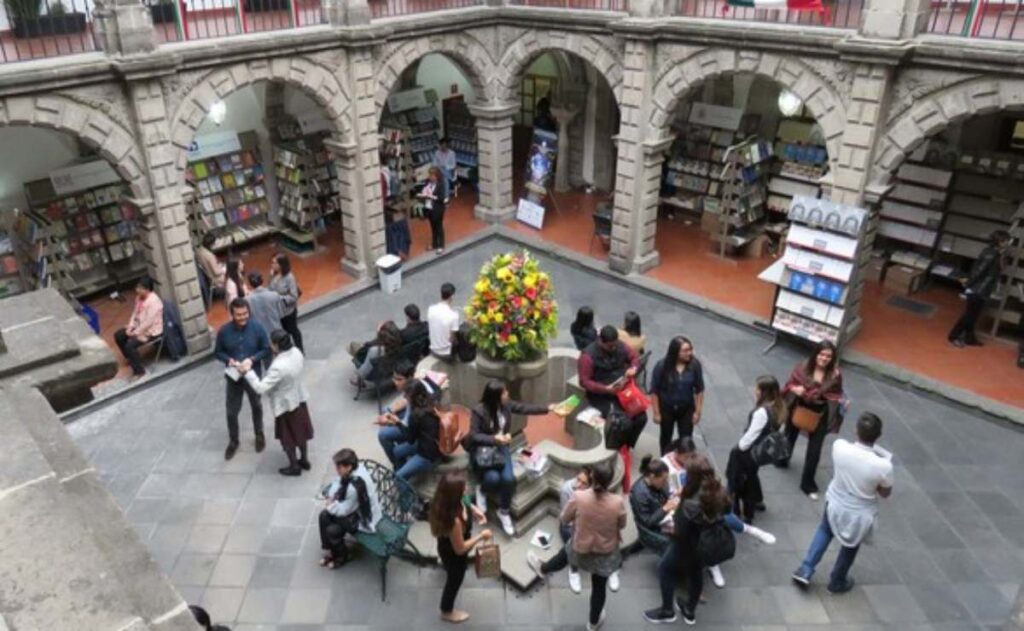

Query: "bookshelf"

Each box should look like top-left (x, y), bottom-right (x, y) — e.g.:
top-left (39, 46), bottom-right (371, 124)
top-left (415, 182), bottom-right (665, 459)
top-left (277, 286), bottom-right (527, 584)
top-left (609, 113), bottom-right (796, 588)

top-left (767, 119), bottom-right (827, 214)
top-left (761, 195), bottom-right (869, 346)
top-left (0, 228), bottom-right (24, 298)
top-left (708, 136), bottom-right (773, 256)
top-left (186, 132), bottom-right (273, 252)
top-left (442, 95), bottom-right (479, 183)
top-left (659, 123), bottom-right (736, 217)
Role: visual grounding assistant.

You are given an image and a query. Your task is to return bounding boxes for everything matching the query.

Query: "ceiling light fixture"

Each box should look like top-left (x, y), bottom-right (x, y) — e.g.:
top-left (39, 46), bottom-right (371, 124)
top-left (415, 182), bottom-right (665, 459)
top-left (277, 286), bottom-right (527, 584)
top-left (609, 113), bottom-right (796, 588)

top-left (777, 90), bottom-right (803, 117)
top-left (208, 100), bottom-right (227, 125)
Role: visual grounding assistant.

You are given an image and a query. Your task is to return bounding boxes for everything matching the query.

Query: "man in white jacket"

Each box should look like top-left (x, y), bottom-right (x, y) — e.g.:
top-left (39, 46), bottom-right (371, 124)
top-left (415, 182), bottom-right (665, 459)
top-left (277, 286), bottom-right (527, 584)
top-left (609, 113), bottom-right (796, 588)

top-left (792, 412), bottom-right (893, 594)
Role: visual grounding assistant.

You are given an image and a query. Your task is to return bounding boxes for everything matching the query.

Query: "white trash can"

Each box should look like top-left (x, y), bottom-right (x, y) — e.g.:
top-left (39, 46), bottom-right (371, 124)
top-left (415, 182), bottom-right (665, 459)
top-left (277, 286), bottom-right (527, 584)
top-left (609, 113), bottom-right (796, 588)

top-left (376, 254), bottom-right (402, 294)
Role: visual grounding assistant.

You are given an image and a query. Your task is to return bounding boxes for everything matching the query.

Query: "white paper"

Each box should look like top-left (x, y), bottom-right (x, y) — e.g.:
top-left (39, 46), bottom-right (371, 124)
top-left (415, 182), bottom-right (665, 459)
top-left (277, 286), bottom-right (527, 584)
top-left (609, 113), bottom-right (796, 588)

top-left (225, 366), bottom-right (242, 382)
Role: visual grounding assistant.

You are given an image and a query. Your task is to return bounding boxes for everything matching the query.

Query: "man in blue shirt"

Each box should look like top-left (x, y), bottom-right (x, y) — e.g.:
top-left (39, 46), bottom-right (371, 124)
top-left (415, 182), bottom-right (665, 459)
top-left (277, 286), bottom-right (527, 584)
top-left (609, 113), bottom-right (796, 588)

top-left (215, 298), bottom-right (271, 460)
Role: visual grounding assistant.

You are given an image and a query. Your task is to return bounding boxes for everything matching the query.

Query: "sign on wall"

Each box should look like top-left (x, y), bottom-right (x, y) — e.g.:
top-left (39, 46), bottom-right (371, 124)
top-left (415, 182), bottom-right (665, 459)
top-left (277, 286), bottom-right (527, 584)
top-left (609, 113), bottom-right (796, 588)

top-left (187, 131), bottom-right (242, 162)
top-left (688, 103), bottom-right (744, 131)
top-left (49, 160), bottom-right (121, 196)
top-left (387, 88), bottom-right (429, 114)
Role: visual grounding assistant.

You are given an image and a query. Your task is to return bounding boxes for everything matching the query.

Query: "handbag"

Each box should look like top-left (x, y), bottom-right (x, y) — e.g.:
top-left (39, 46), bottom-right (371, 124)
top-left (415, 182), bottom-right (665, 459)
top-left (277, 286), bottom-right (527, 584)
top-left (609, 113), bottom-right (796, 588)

top-left (752, 430), bottom-right (791, 467)
top-left (474, 543), bottom-right (501, 578)
top-left (696, 520), bottom-right (736, 567)
top-left (603, 407), bottom-right (631, 450)
top-left (791, 404), bottom-right (823, 433)
top-left (616, 378), bottom-right (650, 417)
top-left (473, 445), bottom-right (506, 470)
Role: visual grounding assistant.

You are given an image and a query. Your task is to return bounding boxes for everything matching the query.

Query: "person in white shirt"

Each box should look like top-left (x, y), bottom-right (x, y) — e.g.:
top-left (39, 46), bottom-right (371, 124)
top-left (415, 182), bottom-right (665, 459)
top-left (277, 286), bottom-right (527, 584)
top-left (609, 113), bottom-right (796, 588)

top-left (317, 449), bottom-right (382, 569)
top-left (427, 282), bottom-right (460, 360)
top-left (792, 412), bottom-right (893, 594)
top-left (433, 137), bottom-right (458, 192)
top-left (727, 375), bottom-right (785, 524)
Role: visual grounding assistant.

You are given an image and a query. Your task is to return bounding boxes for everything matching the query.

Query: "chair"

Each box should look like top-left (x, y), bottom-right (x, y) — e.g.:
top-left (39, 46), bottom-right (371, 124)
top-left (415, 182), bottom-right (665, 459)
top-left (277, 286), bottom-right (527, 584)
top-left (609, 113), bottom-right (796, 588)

top-left (135, 334), bottom-right (166, 367)
top-left (352, 459), bottom-right (427, 601)
top-left (590, 211), bottom-right (613, 254)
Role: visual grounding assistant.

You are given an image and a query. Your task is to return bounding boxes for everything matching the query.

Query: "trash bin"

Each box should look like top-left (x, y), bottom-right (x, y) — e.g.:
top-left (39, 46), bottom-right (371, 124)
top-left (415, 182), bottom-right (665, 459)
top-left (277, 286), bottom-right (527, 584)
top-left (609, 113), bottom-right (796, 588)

top-left (376, 254), bottom-right (402, 294)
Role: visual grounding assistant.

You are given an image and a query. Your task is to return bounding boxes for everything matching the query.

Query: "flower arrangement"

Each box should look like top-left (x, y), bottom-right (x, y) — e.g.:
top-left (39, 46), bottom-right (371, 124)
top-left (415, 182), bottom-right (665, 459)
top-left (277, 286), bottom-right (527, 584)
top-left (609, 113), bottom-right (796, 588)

top-left (465, 251), bottom-right (558, 361)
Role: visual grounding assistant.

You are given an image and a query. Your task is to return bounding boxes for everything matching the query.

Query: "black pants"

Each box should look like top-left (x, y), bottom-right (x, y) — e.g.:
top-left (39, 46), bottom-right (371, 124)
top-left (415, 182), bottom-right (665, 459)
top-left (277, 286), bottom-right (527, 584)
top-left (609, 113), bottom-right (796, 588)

top-left (439, 548), bottom-right (468, 613)
top-left (225, 376), bottom-right (263, 444)
top-left (949, 293), bottom-right (986, 343)
top-left (733, 452), bottom-right (762, 523)
top-left (589, 573), bottom-right (609, 625)
top-left (114, 328), bottom-right (145, 375)
top-left (658, 541), bottom-right (702, 612)
top-left (658, 401), bottom-right (695, 454)
top-left (784, 405), bottom-right (828, 494)
top-left (429, 206), bottom-right (446, 250)
top-left (281, 310), bottom-right (304, 353)
top-left (318, 510), bottom-right (356, 559)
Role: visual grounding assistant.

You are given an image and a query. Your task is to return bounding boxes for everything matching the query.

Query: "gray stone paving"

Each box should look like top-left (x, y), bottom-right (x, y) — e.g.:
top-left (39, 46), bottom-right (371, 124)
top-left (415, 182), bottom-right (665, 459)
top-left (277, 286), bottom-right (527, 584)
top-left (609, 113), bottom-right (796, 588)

top-left (67, 237), bottom-right (1024, 630)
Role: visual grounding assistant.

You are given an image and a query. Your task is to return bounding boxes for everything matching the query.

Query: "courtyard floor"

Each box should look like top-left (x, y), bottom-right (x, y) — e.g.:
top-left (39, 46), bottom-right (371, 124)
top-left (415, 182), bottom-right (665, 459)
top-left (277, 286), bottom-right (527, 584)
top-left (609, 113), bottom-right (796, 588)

top-left (68, 234), bottom-right (1023, 630)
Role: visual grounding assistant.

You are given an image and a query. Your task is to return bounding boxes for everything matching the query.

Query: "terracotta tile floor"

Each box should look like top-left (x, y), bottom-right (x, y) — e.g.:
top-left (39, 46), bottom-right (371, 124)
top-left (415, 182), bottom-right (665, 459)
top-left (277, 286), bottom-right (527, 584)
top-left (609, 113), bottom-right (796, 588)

top-left (89, 188), bottom-right (1023, 409)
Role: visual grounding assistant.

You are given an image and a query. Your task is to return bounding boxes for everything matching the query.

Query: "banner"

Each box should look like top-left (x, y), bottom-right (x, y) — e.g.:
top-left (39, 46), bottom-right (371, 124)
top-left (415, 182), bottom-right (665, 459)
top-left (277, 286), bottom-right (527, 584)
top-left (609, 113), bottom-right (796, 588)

top-left (522, 128), bottom-right (558, 201)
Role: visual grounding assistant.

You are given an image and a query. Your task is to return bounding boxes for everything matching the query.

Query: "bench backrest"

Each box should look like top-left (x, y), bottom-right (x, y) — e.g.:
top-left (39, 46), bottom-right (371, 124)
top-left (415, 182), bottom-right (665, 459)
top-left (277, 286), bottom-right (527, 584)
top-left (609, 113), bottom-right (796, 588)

top-left (361, 459), bottom-right (421, 524)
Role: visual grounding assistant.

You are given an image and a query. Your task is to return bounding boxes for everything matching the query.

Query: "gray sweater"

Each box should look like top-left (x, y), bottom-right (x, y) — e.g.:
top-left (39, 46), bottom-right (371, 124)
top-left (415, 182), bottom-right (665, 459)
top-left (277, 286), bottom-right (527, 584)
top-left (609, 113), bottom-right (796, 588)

top-left (247, 287), bottom-right (286, 337)
top-left (269, 273), bottom-right (300, 315)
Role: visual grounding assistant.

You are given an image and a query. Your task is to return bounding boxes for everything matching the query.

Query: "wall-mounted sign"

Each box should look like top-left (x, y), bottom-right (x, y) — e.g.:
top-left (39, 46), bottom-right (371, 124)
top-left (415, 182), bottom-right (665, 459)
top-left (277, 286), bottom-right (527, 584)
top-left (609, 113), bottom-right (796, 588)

top-left (688, 103), bottom-right (744, 131)
top-left (387, 88), bottom-right (428, 113)
top-left (187, 131), bottom-right (242, 162)
top-left (49, 160), bottom-right (121, 196)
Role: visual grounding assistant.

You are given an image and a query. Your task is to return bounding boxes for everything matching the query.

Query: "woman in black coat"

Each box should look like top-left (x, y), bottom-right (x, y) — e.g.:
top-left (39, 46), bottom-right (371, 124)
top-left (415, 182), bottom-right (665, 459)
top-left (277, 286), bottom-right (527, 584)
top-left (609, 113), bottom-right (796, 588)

top-left (466, 379), bottom-right (558, 537)
top-left (949, 230), bottom-right (1011, 347)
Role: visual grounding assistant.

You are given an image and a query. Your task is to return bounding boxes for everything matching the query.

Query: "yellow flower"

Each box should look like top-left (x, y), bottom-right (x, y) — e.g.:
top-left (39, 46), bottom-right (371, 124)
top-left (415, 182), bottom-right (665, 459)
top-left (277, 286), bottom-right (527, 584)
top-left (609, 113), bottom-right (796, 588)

top-left (474, 278), bottom-right (491, 294)
top-left (479, 314), bottom-right (490, 324)
top-left (494, 312), bottom-right (504, 324)
top-left (523, 273), bottom-right (538, 289)
top-left (507, 334), bottom-right (518, 345)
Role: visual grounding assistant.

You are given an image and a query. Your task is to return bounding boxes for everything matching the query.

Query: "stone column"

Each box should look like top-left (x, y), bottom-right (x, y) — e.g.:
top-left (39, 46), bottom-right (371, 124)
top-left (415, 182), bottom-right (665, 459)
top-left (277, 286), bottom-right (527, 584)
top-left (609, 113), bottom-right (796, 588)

top-left (550, 107), bottom-right (577, 194)
top-left (609, 38), bottom-right (662, 274)
top-left (93, 0), bottom-right (156, 56)
top-left (859, 0), bottom-right (932, 39)
top-left (469, 102), bottom-right (518, 223)
top-left (322, 0), bottom-right (370, 25)
top-left (120, 72), bottom-right (211, 353)
top-left (325, 138), bottom-right (379, 276)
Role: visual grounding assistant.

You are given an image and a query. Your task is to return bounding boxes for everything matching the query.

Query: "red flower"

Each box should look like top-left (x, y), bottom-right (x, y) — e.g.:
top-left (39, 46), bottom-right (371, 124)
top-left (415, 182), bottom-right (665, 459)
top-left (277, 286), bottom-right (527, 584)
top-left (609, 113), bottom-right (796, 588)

top-left (525, 287), bottom-right (537, 300)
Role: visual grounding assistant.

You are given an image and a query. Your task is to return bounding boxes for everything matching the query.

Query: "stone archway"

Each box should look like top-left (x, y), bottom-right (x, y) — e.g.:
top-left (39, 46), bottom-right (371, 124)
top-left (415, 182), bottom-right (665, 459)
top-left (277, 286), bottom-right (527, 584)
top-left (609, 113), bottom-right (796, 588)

top-left (649, 48), bottom-right (848, 169)
top-left (0, 93), bottom-right (149, 199)
top-left (870, 77), bottom-right (1024, 190)
top-left (374, 33), bottom-right (496, 113)
top-left (167, 56), bottom-right (354, 175)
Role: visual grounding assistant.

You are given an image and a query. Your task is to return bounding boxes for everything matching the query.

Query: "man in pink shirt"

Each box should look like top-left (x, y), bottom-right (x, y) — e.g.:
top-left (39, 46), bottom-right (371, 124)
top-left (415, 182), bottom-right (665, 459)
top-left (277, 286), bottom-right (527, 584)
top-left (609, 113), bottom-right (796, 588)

top-left (115, 276), bottom-right (164, 378)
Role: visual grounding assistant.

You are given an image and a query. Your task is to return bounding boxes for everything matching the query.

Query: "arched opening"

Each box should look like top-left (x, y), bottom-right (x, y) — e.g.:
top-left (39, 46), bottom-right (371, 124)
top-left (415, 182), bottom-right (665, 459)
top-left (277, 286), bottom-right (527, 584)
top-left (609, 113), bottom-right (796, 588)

top-left (377, 52), bottom-right (486, 258)
top-left (508, 50), bottom-right (621, 257)
top-left (180, 79), bottom-right (350, 329)
top-left (864, 109), bottom-right (1023, 384)
top-left (0, 123), bottom-right (151, 377)
top-left (646, 72), bottom-right (834, 318)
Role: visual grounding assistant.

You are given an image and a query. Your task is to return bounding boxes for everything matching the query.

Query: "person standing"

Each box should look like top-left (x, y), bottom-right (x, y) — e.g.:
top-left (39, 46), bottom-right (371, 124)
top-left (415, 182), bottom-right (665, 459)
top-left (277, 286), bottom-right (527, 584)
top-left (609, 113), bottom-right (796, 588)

top-left (430, 472), bottom-right (492, 624)
top-left (792, 412), bottom-right (893, 594)
top-left (578, 326), bottom-right (643, 491)
top-left (318, 449), bottom-right (381, 569)
top-left (427, 282), bottom-right (460, 360)
top-left (778, 340), bottom-right (845, 500)
top-left (570, 306), bottom-right (597, 351)
top-left (649, 336), bottom-right (705, 454)
top-left (270, 253), bottom-right (304, 353)
top-left (245, 272), bottom-right (286, 345)
top-left (240, 330), bottom-right (313, 476)
top-left (114, 276), bottom-right (164, 379)
top-left (420, 166), bottom-right (449, 255)
top-left (467, 380), bottom-right (561, 537)
top-left (214, 298), bottom-right (270, 460)
top-left (726, 375), bottom-right (785, 524)
top-left (434, 137), bottom-right (458, 195)
top-left (526, 463), bottom-right (626, 631)
top-left (949, 230), bottom-right (1011, 347)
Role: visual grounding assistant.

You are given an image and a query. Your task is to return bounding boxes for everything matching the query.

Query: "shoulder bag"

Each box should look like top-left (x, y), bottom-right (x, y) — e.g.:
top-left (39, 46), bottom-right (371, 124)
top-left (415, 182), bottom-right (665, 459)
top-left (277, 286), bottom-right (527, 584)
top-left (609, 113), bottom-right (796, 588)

top-left (604, 407), bottom-right (632, 450)
top-left (752, 429), bottom-right (791, 467)
top-left (791, 404), bottom-right (822, 434)
top-left (616, 378), bottom-right (650, 417)
top-left (473, 445), bottom-right (506, 470)
top-left (697, 519), bottom-right (736, 567)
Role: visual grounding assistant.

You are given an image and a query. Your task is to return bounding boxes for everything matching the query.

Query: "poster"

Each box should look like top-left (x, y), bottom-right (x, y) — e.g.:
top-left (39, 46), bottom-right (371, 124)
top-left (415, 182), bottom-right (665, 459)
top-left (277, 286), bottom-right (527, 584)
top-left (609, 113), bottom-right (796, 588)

top-left (522, 128), bottom-right (558, 201)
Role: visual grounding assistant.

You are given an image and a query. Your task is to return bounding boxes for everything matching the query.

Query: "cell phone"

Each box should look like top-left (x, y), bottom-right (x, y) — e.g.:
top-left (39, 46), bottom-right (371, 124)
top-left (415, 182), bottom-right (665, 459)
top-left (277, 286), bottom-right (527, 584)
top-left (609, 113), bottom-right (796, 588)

top-left (522, 449), bottom-right (534, 457)
top-left (538, 534), bottom-right (550, 546)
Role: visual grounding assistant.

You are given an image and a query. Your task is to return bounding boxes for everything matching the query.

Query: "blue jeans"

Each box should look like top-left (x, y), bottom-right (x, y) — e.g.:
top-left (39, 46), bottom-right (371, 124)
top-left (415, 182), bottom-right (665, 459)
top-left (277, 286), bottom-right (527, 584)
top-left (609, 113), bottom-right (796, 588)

top-left (476, 446), bottom-right (515, 511)
top-left (378, 425), bottom-right (405, 466)
top-left (724, 512), bottom-right (745, 534)
top-left (393, 442), bottom-right (437, 481)
top-left (798, 505), bottom-right (860, 589)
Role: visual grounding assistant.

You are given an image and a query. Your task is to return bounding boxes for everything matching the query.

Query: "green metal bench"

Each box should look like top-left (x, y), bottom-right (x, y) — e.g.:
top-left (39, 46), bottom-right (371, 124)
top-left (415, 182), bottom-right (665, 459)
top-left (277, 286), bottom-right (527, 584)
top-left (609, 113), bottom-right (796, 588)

top-left (353, 459), bottom-right (426, 601)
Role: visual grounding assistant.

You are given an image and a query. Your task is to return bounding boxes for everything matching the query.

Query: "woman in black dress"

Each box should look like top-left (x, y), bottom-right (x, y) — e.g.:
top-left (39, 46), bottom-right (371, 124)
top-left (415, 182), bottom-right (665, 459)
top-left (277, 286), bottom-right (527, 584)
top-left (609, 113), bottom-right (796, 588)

top-left (430, 472), bottom-right (492, 624)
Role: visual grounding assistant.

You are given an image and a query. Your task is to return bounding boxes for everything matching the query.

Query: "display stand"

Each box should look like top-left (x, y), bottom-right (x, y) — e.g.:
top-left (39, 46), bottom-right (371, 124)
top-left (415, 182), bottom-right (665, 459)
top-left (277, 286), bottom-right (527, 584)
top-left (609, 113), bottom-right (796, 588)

top-left (708, 136), bottom-right (772, 258)
top-left (659, 122), bottom-right (735, 219)
top-left (7, 210), bottom-right (51, 297)
top-left (767, 119), bottom-right (827, 215)
top-left (273, 138), bottom-right (337, 253)
top-left (876, 160), bottom-right (951, 283)
top-left (988, 205), bottom-right (1023, 338)
top-left (0, 226), bottom-right (24, 299)
top-left (186, 131), bottom-right (273, 252)
top-left (22, 166), bottom-right (143, 298)
top-left (760, 194), bottom-right (869, 351)
top-left (380, 126), bottom-right (416, 216)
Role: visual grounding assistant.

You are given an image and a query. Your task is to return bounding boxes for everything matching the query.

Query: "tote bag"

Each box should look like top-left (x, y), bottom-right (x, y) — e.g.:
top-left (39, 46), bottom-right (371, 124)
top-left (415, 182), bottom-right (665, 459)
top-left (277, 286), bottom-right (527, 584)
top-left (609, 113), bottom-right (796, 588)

top-left (474, 543), bottom-right (502, 578)
top-left (616, 378), bottom-right (650, 417)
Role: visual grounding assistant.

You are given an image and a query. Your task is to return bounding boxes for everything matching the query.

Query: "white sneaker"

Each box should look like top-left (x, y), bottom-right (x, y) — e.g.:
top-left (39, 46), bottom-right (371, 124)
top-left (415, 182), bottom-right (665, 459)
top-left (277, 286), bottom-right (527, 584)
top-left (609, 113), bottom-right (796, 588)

top-left (475, 487), bottom-right (487, 513)
top-left (709, 564), bottom-right (726, 588)
top-left (568, 569), bottom-right (582, 594)
top-left (585, 609), bottom-right (606, 631)
top-left (608, 570), bottom-right (620, 592)
top-left (808, 491), bottom-right (820, 501)
top-left (526, 551), bottom-right (545, 582)
top-left (745, 524), bottom-right (777, 545)
top-left (497, 510), bottom-right (515, 537)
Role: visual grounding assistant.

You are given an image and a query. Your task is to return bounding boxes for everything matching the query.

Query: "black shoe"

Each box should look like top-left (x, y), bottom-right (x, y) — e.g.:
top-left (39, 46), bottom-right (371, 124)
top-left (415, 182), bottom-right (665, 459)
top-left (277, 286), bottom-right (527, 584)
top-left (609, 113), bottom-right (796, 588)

top-left (298, 458), bottom-right (311, 471)
top-left (279, 466), bottom-right (302, 477)
top-left (675, 598), bottom-right (696, 626)
top-left (949, 338), bottom-right (965, 348)
top-left (774, 460), bottom-right (790, 469)
top-left (827, 577), bottom-right (855, 594)
top-left (642, 607), bottom-right (676, 624)
top-left (755, 502), bottom-right (767, 512)
top-left (255, 432), bottom-right (266, 453)
top-left (224, 442), bottom-right (239, 460)
top-left (965, 338), bottom-right (984, 347)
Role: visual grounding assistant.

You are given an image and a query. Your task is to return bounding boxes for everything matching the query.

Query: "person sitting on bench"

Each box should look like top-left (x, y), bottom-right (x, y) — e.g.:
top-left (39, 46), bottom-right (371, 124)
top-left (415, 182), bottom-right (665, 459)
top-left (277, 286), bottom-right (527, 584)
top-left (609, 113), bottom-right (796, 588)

top-left (114, 275), bottom-right (163, 379)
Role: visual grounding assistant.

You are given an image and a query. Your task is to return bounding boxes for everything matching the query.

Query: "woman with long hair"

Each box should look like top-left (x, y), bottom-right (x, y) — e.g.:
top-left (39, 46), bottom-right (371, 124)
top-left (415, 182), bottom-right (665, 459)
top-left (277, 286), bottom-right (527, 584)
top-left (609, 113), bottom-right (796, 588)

top-left (430, 472), bottom-right (491, 624)
top-left (467, 379), bottom-right (559, 536)
top-left (779, 340), bottom-right (845, 500)
top-left (224, 258), bottom-right (246, 307)
top-left (727, 375), bottom-right (785, 523)
top-left (650, 336), bottom-right (705, 454)
top-left (241, 329), bottom-right (314, 476)
top-left (617, 311), bottom-right (645, 354)
top-left (351, 320), bottom-right (403, 384)
top-left (570, 306), bottom-right (597, 351)
top-left (393, 380), bottom-right (443, 481)
top-left (270, 252), bottom-right (304, 352)
top-left (420, 166), bottom-right (449, 254)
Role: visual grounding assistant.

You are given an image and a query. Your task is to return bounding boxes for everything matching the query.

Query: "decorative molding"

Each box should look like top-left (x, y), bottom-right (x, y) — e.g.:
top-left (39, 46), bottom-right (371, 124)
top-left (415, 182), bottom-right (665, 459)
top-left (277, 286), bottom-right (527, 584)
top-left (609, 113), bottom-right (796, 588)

top-left (885, 69), bottom-right (977, 125)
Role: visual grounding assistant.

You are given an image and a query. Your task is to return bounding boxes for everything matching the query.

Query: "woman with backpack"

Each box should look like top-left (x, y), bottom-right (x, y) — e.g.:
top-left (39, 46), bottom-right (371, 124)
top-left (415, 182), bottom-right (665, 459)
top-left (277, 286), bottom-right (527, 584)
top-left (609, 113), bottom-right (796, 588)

top-left (644, 456), bottom-right (732, 626)
top-left (466, 380), bottom-right (560, 537)
top-left (726, 375), bottom-right (786, 524)
top-left (317, 449), bottom-right (380, 569)
top-left (430, 472), bottom-right (492, 624)
top-left (392, 380), bottom-right (443, 481)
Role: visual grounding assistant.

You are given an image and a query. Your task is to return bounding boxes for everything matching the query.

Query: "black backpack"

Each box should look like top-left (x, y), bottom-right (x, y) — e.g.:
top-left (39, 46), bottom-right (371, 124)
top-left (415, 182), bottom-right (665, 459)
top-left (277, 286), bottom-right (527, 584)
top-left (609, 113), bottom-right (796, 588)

top-left (603, 406), bottom-right (631, 450)
top-left (697, 519), bottom-right (736, 566)
top-left (453, 323), bottom-right (477, 362)
top-left (751, 429), bottom-right (791, 467)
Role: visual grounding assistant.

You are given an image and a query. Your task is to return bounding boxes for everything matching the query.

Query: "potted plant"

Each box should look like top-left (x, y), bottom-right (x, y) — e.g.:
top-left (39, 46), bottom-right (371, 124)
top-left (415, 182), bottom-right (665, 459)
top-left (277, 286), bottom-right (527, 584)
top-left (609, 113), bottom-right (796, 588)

top-left (8, 0), bottom-right (87, 37)
top-left (149, 0), bottom-right (185, 25)
top-left (465, 251), bottom-right (558, 374)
